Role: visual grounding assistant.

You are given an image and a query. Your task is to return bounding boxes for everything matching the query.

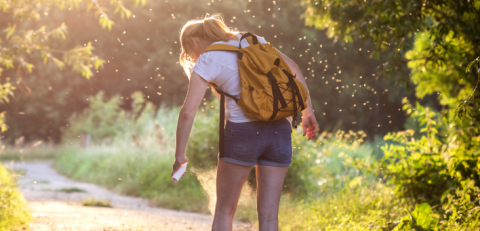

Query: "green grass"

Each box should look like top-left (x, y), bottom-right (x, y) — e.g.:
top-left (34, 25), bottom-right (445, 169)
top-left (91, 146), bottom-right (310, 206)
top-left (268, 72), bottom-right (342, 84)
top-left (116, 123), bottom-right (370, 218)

top-left (0, 164), bottom-right (31, 231)
top-left (54, 132), bottom-right (480, 229)
top-left (53, 131), bottom-right (405, 229)
top-left (57, 187), bottom-right (86, 193)
top-left (55, 144), bottom-right (210, 213)
top-left (9, 169), bottom-right (26, 177)
top-left (55, 104), bottom-right (212, 213)
top-left (82, 198), bottom-right (112, 208)
top-left (277, 184), bottom-right (411, 230)
top-left (34, 180), bottom-right (49, 184)
top-left (54, 93), bottom-right (480, 229)
top-left (54, 141), bottom-right (418, 229)
top-left (0, 145), bottom-right (59, 161)
top-left (53, 96), bottom-right (408, 228)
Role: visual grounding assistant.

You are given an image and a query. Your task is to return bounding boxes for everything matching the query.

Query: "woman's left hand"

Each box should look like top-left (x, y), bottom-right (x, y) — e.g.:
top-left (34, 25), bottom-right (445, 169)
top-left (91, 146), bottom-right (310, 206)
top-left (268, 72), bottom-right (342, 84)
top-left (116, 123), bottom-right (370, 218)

top-left (171, 156), bottom-right (189, 178)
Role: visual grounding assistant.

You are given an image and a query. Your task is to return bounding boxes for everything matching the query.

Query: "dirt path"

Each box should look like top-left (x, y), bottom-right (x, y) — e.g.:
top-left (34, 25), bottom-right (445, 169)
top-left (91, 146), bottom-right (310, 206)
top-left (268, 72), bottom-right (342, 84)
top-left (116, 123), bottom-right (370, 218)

top-left (7, 161), bottom-right (255, 231)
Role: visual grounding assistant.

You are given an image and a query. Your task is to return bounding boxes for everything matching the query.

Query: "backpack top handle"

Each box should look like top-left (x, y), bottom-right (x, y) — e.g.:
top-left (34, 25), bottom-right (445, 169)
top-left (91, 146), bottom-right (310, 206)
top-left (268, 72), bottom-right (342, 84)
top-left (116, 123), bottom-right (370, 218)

top-left (239, 32), bottom-right (259, 49)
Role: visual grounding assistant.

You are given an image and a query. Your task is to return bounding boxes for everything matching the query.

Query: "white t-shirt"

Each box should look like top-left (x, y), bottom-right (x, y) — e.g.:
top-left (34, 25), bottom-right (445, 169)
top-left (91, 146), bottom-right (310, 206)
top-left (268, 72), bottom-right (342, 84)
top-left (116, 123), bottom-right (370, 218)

top-left (192, 33), bottom-right (268, 123)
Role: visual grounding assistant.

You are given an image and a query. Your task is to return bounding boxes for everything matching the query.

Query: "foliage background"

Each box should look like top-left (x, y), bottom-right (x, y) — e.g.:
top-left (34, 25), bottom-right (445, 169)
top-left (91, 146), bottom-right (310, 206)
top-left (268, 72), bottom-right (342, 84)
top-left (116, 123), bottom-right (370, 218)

top-left (1, 0), bottom-right (480, 230)
top-left (1, 0), bottom-right (414, 144)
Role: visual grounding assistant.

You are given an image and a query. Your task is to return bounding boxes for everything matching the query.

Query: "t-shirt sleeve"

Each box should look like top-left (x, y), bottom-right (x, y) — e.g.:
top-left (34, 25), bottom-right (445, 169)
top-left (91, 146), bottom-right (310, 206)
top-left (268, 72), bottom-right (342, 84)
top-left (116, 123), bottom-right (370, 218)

top-left (192, 53), bottom-right (223, 83)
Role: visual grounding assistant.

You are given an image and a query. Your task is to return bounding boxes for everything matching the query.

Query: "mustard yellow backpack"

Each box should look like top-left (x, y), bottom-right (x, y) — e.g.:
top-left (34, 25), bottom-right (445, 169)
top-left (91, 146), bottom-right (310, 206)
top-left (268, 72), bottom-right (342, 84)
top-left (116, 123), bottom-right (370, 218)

top-left (203, 32), bottom-right (308, 156)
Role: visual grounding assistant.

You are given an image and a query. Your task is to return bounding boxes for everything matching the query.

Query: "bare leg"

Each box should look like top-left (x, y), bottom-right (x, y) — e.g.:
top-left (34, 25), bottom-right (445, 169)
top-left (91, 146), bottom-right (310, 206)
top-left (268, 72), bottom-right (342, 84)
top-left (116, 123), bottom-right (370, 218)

top-left (256, 165), bottom-right (289, 231)
top-left (212, 159), bottom-right (252, 231)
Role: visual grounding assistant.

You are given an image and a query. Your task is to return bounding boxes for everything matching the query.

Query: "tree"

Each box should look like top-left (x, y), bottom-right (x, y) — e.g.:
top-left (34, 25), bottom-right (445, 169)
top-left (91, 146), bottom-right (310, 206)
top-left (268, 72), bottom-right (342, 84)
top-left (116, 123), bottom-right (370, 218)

top-left (3, 0), bottom-right (414, 143)
top-left (302, 0), bottom-right (480, 112)
top-left (0, 0), bottom-right (144, 132)
top-left (301, 0), bottom-right (480, 219)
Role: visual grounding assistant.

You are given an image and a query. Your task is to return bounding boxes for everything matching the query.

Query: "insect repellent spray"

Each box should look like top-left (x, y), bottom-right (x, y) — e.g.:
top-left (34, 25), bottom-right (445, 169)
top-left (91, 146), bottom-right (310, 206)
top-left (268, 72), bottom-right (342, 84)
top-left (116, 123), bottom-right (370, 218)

top-left (171, 163), bottom-right (188, 183)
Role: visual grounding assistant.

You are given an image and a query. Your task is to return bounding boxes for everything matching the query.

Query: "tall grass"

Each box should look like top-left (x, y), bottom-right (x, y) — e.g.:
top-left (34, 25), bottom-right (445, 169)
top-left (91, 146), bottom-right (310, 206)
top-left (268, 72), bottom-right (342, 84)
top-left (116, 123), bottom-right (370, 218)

top-left (0, 142), bottom-right (59, 161)
top-left (55, 92), bottom-right (415, 228)
top-left (0, 164), bottom-right (31, 231)
top-left (278, 183), bottom-right (409, 230)
top-left (56, 99), bottom-right (210, 212)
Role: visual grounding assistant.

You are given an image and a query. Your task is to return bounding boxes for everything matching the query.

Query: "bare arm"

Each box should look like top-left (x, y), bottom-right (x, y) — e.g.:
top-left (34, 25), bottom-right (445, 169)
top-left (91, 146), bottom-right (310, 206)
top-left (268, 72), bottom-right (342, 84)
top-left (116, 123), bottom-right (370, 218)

top-left (276, 48), bottom-right (313, 110)
top-left (276, 48), bottom-right (318, 140)
top-left (211, 87), bottom-right (221, 99)
top-left (172, 71), bottom-right (208, 176)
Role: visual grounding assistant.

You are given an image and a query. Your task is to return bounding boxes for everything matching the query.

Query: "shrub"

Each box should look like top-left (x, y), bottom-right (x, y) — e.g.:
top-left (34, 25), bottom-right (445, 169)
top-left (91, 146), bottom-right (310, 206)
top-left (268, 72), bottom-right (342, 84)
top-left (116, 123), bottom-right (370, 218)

top-left (62, 91), bottom-right (380, 199)
top-left (369, 98), bottom-right (480, 228)
top-left (63, 91), bottom-right (127, 143)
top-left (378, 98), bottom-right (480, 204)
top-left (55, 145), bottom-right (209, 213)
top-left (286, 129), bottom-right (375, 197)
top-left (278, 183), bottom-right (411, 230)
top-left (185, 100), bottom-right (220, 170)
top-left (82, 198), bottom-right (112, 207)
top-left (440, 180), bottom-right (480, 229)
top-left (0, 164), bottom-right (31, 230)
top-left (59, 91), bottom-right (408, 228)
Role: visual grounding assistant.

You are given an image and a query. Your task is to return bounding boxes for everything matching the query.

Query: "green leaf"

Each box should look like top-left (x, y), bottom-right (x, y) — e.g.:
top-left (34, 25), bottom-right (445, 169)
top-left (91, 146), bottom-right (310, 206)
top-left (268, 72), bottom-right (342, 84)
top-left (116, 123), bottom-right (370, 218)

top-left (411, 203), bottom-right (433, 229)
top-left (466, 106), bottom-right (473, 119)
top-left (5, 24), bottom-right (16, 39)
top-left (441, 189), bottom-right (451, 203)
top-left (465, 59), bottom-right (476, 73)
top-left (94, 58), bottom-right (104, 69)
top-left (1, 123), bottom-right (7, 132)
top-left (24, 63), bottom-right (34, 73)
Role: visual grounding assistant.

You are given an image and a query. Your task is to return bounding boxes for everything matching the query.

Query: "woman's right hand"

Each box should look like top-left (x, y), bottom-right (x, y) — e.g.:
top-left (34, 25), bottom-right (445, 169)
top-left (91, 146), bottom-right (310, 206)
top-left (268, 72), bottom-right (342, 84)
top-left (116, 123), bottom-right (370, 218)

top-left (171, 71), bottom-right (207, 179)
top-left (302, 109), bottom-right (318, 140)
top-left (171, 155), bottom-right (189, 178)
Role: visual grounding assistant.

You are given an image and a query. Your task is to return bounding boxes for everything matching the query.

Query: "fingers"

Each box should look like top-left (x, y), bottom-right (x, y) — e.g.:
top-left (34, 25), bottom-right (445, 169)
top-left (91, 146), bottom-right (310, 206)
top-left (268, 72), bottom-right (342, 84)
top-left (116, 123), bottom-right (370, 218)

top-left (309, 129), bottom-right (316, 140)
top-left (303, 116), bottom-right (311, 137)
top-left (305, 119), bottom-right (317, 140)
top-left (311, 124), bottom-right (318, 139)
top-left (302, 121), bottom-right (307, 136)
top-left (307, 128), bottom-right (313, 140)
top-left (172, 159), bottom-right (189, 182)
top-left (171, 162), bottom-right (180, 177)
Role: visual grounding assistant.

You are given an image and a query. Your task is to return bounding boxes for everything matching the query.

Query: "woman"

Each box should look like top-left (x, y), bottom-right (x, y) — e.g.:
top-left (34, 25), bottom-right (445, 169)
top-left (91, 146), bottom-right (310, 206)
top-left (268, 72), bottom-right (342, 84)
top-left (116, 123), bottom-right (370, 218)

top-left (171, 15), bottom-right (318, 231)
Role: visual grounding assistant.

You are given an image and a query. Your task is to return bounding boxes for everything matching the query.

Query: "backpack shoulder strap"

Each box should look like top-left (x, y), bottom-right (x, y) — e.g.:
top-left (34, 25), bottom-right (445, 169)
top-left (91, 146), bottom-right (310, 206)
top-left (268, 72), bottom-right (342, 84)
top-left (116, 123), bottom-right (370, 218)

top-left (203, 44), bottom-right (239, 53)
top-left (208, 83), bottom-right (239, 103)
top-left (203, 44), bottom-right (243, 60)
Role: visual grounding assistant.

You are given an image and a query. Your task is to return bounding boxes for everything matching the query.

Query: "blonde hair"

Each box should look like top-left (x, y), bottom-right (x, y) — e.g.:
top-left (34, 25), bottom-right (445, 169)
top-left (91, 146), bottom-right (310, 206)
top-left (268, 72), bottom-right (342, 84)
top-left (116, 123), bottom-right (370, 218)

top-left (179, 14), bottom-right (239, 78)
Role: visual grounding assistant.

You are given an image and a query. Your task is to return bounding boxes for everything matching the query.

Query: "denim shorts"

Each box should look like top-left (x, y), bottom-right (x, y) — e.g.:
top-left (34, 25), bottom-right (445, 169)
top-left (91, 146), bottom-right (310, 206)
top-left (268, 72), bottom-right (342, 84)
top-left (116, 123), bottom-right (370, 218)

top-left (220, 118), bottom-right (293, 167)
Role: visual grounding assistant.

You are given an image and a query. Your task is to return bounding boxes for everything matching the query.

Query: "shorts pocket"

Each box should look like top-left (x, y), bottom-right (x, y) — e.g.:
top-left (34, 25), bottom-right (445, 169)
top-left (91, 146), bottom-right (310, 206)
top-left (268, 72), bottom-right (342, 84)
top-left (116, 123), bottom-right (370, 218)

top-left (232, 130), bottom-right (258, 157)
top-left (276, 131), bottom-right (292, 158)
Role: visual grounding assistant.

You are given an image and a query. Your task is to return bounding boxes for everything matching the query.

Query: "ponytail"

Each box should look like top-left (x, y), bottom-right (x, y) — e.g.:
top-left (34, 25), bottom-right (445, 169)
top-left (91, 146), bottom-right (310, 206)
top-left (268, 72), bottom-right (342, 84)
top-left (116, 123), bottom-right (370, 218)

top-left (179, 14), bottom-right (238, 78)
top-left (202, 17), bottom-right (237, 42)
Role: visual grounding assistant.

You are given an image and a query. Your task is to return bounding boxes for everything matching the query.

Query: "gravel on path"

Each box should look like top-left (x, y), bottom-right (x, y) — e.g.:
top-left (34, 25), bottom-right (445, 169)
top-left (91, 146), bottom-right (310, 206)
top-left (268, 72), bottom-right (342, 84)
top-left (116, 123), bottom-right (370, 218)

top-left (6, 161), bottom-right (255, 231)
